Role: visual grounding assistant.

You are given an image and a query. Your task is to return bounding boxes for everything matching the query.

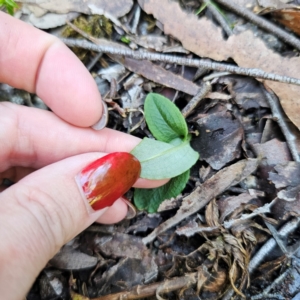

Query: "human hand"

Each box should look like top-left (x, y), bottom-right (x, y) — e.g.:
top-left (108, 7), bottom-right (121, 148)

top-left (0, 12), bottom-right (165, 300)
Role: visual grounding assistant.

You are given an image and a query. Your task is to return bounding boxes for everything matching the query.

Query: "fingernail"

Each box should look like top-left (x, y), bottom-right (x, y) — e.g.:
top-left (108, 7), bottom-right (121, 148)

top-left (92, 100), bottom-right (109, 130)
top-left (76, 152), bottom-right (141, 211)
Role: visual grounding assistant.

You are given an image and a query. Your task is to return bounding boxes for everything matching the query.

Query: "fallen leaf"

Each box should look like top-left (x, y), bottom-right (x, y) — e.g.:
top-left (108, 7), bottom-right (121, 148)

top-left (252, 138), bottom-right (292, 165)
top-left (205, 199), bottom-right (220, 227)
top-left (128, 34), bottom-right (167, 51)
top-left (138, 0), bottom-right (300, 131)
top-left (270, 8), bottom-right (300, 36)
top-left (49, 246), bottom-right (98, 271)
top-left (258, 0), bottom-right (295, 10)
top-left (95, 233), bottom-right (148, 259)
top-left (218, 193), bottom-right (256, 223)
top-left (70, 290), bottom-right (90, 300)
top-left (21, 10), bottom-right (79, 29)
top-left (39, 270), bottom-right (66, 299)
top-left (191, 109), bottom-right (244, 170)
top-left (18, 0), bottom-right (133, 18)
top-left (217, 75), bottom-right (269, 110)
top-left (94, 256), bottom-right (158, 295)
top-left (269, 161), bottom-right (300, 189)
top-left (269, 162), bottom-right (300, 217)
top-left (112, 56), bottom-right (200, 96)
top-left (125, 213), bottom-right (162, 234)
top-left (98, 64), bottom-right (126, 82)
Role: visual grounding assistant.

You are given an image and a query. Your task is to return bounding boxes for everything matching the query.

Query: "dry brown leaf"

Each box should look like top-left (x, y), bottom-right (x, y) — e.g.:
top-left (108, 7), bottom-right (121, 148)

top-left (205, 199), bottom-right (220, 227)
top-left (95, 233), bottom-right (148, 259)
top-left (139, 0), bottom-right (300, 130)
top-left (252, 138), bottom-right (292, 165)
top-left (112, 56), bottom-right (200, 95)
top-left (18, 0), bottom-right (133, 18)
top-left (192, 108), bottom-right (244, 170)
top-left (49, 246), bottom-right (97, 270)
top-left (258, 0), bottom-right (295, 10)
top-left (70, 290), bottom-right (90, 300)
top-left (271, 9), bottom-right (300, 36)
top-left (218, 193), bottom-right (255, 223)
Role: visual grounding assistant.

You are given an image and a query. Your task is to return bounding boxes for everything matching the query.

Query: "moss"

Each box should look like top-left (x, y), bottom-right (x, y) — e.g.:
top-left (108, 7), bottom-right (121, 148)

top-left (62, 15), bottom-right (113, 62)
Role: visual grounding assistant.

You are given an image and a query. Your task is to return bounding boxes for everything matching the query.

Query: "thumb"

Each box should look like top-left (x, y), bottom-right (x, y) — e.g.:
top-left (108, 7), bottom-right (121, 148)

top-left (0, 152), bottom-right (140, 300)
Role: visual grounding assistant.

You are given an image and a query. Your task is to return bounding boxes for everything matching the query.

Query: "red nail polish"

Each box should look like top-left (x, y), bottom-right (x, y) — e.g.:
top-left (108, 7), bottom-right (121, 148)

top-left (76, 152), bottom-right (141, 210)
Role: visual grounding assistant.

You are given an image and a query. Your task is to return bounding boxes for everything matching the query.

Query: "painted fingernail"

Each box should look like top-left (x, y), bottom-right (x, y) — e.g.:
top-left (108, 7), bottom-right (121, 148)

top-left (76, 152), bottom-right (141, 210)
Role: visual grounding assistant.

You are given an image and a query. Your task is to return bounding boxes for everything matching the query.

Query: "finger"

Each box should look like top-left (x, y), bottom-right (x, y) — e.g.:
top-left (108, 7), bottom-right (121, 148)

top-left (0, 102), bottom-right (139, 169)
top-left (0, 12), bottom-right (102, 127)
top-left (1, 102), bottom-right (168, 188)
top-left (0, 169), bottom-right (128, 222)
top-left (0, 152), bottom-right (135, 299)
top-left (96, 198), bottom-right (128, 224)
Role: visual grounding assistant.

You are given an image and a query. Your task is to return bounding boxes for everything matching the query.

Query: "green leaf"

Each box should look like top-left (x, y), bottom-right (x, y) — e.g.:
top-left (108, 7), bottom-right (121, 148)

top-left (144, 93), bottom-right (188, 143)
top-left (195, 3), bottom-right (207, 15)
top-left (134, 170), bottom-right (190, 213)
top-left (131, 137), bottom-right (199, 179)
top-left (1, 0), bottom-right (17, 15)
top-left (120, 36), bottom-right (130, 44)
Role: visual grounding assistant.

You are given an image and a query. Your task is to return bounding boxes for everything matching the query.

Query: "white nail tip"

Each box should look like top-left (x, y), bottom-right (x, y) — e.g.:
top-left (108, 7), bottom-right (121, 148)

top-left (92, 100), bottom-right (109, 130)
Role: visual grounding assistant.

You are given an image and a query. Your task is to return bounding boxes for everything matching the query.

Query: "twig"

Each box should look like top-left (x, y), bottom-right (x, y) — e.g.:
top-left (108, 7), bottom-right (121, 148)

top-left (249, 217), bottom-right (300, 274)
top-left (203, 71), bottom-right (230, 81)
top-left (262, 85), bottom-right (299, 162)
top-left (181, 81), bottom-right (211, 118)
top-left (90, 272), bottom-right (197, 300)
top-left (61, 38), bottom-right (300, 86)
top-left (264, 221), bottom-right (288, 255)
top-left (203, 0), bottom-right (233, 37)
top-left (251, 269), bottom-right (289, 300)
top-left (131, 4), bottom-right (141, 35)
top-left (223, 202), bottom-right (274, 229)
top-left (213, 0), bottom-right (300, 52)
top-left (86, 52), bottom-right (102, 71)
top-left (193, 66), bottom-right (209, 81)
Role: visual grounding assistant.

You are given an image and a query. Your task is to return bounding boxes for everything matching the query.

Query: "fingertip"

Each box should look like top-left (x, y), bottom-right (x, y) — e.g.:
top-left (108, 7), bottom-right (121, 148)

top-left (0, 13), bottom-right (103, 127)
top-left (35, 41), bottom-right (103, 127)
top-left (134, 178), bottom-right (169, 189)
top-left (95, 198), bottom-right (128, 224)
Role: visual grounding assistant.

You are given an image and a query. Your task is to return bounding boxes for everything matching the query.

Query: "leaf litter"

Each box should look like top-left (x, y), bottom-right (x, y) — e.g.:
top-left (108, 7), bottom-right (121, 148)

top-left (5, 0), bottom-right (300, 299)
top-left (139, 0), bottom-right (300, 132)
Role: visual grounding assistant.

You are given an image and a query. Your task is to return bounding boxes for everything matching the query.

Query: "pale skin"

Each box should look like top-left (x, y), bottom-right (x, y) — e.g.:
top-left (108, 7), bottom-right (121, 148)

top-left (0, 12), bottom-right (166, 300)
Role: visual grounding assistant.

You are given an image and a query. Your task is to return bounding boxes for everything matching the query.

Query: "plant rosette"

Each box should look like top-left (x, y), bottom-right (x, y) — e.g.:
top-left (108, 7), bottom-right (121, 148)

top-left (131, 93), bottom-right (199, 213)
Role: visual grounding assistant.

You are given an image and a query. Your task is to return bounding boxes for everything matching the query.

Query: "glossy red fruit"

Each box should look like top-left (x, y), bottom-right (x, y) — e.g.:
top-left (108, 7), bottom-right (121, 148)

top-left (76, 152), bottom-right (141, 210)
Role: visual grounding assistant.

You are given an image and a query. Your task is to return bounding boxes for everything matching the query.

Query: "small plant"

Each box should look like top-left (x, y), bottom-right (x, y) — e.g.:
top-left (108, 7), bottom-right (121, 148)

top-left (131, 93), bottom-right (199, 213)
top-left (0, 0), bottom-right (17, 15)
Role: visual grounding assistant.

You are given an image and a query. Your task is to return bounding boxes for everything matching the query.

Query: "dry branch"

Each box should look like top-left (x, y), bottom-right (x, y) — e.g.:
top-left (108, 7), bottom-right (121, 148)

top-left (61, 38), bottom-right (300, 87)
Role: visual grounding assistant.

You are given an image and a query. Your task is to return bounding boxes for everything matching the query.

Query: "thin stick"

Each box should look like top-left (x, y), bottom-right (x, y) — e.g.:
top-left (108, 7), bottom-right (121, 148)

top-left (214, 0), bottom-right (300, 52)
top-left (131, 4), bottom-right (141, 34)
top-left (61, 38), bottom-right (300, 86)
top-left (203, 0), bottom-right (233, 37)
top-left (91, 273), bottom-right (197, 300)
top-left (249, 217), bottom-right (300, 274)
top-left (262, 85), bottom-right (299, 162)
top-left (181, 81), bottom-right (211, 118)
top-left (86, 52), bottom-right (102, 71)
